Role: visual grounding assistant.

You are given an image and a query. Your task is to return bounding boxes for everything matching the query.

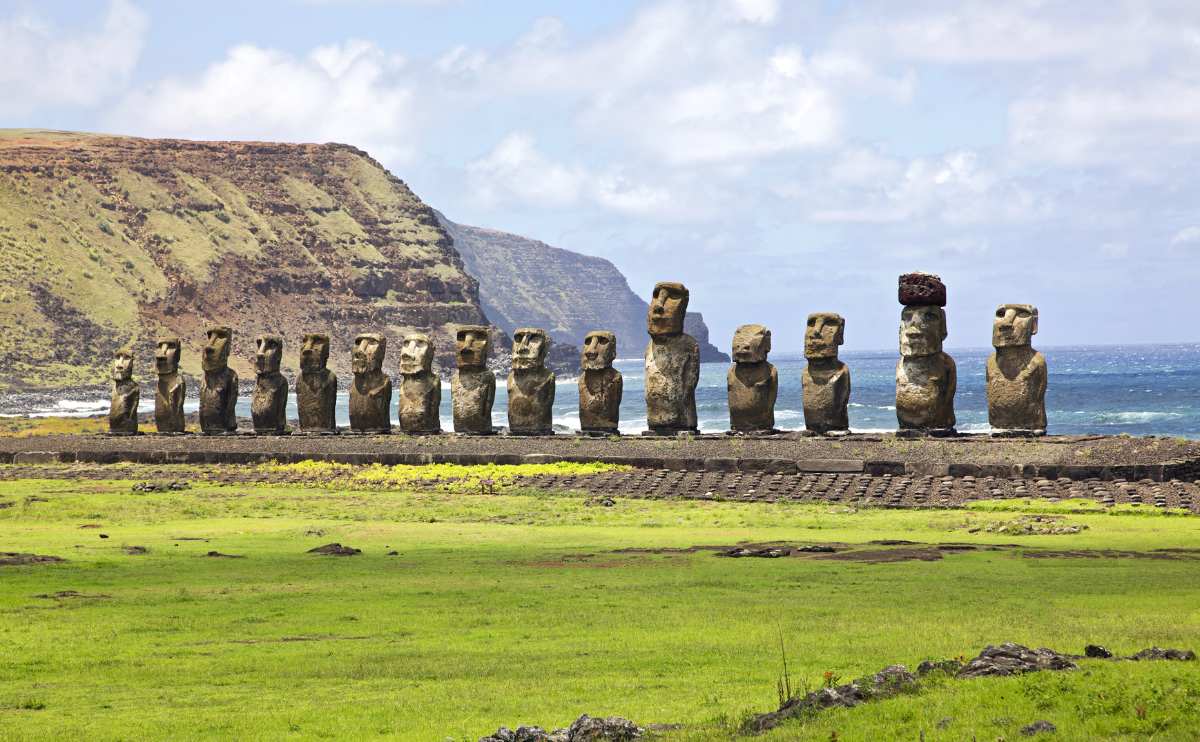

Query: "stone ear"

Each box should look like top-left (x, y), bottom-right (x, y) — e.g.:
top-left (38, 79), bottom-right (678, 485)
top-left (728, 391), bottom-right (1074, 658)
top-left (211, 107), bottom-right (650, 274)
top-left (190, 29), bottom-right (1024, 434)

top-left (1030, 314), bottom-right (1039, 336)
top-left (834, 322), bottom-right (845, 345)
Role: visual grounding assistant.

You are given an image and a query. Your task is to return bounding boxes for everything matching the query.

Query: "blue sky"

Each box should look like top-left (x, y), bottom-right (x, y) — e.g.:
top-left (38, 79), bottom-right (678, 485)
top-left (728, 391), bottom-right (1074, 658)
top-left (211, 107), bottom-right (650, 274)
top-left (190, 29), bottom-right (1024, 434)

top-left (4, 0), bottom-right (1200, 353)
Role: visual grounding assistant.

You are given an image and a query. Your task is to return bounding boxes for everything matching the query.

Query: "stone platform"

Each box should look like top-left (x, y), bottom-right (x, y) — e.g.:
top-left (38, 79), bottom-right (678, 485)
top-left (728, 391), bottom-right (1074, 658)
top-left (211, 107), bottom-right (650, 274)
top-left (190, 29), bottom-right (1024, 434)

top-left (3, 432), bottom-right (1200, 482)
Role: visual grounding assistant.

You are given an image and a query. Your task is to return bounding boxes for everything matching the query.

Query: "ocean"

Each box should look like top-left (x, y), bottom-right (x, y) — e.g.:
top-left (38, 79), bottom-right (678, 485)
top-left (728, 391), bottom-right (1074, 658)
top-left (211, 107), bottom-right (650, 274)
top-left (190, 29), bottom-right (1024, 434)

top-left (10, 344), bottom-right (1200, 437)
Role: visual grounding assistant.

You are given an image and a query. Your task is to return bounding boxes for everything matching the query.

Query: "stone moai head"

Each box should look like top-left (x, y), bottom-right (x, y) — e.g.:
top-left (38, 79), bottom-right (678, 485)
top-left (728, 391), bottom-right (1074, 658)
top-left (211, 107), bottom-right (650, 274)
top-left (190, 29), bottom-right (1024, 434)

top-left (900, 305), bottom-right (947, 358)
top-left (352, 333), bottom-right (386, 375)
top-left (202, 326), bottom-right (232, 372)
top-left (112, 349), bottom-right (134, 382)
top-left (732, 324), bottom-right (771, 364)
top-left (300, 333), bottom-right (330, 374)
top-left (993, 304), bottom-right (1038, 349)
top-left (898, 272), bottom-right (947, 358)
top-left (400, 333), bottom-right (435, 375)
top-left (512, 328), bottom-right (549, 371)
top-left (255, 335), bottom-right (283, 375)
top-left (805, 313), bottom-right (845, 360)
top-left (456, 325), bottom-right (491, 369)
top-left (648, 282), bottom-right (689, 337)
top-left (155, 337), bottom-right (181, 375)
top-left (582, 331), bottom-right (617, 371)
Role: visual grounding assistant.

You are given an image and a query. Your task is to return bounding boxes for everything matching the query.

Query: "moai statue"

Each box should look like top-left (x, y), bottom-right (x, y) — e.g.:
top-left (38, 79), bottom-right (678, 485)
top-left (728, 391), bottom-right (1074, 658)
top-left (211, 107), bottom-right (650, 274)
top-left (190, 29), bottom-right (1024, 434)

top-left (507, 327), bottom-right (555, 435)
top-left (644, 282), bottom-right (699, 435)
top-left (349, 333), bottom-right (391, 433)
top-left (108, 349), bottom-right (139, 435)
top-left (727, 324), bottom-right (777, 434)
top-left (987, 304), bottom-right (1047, 434)
top-left (397, 333), bottom-right (441, 435)
top-left (452, 325), bottom-right (496, 435)
top-left (251, 335), bottom-right (288, 434)
top-left (296, 333), bottom-right (337, 434)
top-left (199, 326), bottom-right (238, 435)
top-left (154, 337), bottom-right (186, 434)
top-left (896, 273), bottom-right (956, 433)
top-left (578, 330), bottom-right (622, 435)
top-left (802, 313), bottom-right (850, 434)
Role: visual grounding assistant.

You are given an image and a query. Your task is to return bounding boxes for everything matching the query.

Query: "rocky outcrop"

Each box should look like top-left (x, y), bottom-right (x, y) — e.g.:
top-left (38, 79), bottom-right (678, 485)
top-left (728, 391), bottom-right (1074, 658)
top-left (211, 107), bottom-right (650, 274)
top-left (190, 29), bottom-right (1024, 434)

top-left (0, 130), bottom-right (488, 390)
top-left (438, 213), bottom-right (729, 362)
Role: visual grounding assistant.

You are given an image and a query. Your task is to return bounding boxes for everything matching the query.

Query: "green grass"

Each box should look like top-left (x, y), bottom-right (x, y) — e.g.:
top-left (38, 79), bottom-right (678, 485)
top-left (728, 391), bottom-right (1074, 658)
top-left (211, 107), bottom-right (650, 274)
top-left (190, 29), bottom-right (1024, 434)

top-left (1, 469), bottom-right (1199, 740)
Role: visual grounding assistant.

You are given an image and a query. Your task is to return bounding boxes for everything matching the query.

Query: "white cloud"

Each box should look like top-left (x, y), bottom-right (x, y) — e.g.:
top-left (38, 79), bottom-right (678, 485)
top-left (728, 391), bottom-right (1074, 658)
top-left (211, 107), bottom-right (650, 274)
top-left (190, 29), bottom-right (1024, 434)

top-left (809, 149), bottom-right (1043, 225)
top-left (466, 133), bottom-right (586, 208)
top-left (108, 40), bottom-right (418, 162)
top-left (0, 0), bottom-right (148, 114)
top-left (446, 2), bottom-right (842, 166)
top-left (1010, 81), bottom-right (1200, 168)
top-left (1171, 226), bottom-right (1200, 246)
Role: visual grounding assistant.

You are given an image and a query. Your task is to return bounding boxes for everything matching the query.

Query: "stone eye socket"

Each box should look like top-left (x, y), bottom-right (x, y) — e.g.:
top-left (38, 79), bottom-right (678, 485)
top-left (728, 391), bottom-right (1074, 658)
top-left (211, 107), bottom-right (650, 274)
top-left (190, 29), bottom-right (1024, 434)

top-left (597, 337), bottom-right (609, 345)
top-left (996, 309), bottom-right (1007, 318)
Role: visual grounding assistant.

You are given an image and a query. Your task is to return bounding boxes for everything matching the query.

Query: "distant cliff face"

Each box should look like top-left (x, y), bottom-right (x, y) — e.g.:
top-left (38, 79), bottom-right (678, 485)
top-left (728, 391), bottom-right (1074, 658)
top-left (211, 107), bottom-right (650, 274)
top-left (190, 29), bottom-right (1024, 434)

top-left (0, 130), bottom-right (488, 390)
top-left (438, 213), bottom-right (730, 363)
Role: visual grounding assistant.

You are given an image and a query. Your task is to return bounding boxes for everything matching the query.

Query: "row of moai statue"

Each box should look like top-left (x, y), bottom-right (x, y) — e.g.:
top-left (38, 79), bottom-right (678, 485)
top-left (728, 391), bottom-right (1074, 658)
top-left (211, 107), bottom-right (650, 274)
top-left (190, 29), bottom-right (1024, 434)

top-left (108, 273), bottom-right (1046, 436)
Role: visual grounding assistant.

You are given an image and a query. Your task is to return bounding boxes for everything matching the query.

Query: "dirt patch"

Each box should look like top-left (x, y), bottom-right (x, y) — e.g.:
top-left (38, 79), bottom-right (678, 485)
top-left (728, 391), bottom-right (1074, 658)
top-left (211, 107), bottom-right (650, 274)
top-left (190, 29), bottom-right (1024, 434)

top-left (1022, 549), bottom-right (1200, 560)
top-left (307, 543), bottom-right (360, 556)
top-left (78, 523), bottom-right (102, 529)
top-left (969, 515), bottom-right (1087, 536)
top-left (820, 548), bottom-right (945, 563)
top-left (34, 590), bottom-right (110, 600)
top-left (122, 545), bottom-right (148, 555)
top-left (229, 634), bottom-right (372, 644)
top-left (0, 552), bottom-right (65, 566)
top-left (204, 551), bottom-right (244, 558)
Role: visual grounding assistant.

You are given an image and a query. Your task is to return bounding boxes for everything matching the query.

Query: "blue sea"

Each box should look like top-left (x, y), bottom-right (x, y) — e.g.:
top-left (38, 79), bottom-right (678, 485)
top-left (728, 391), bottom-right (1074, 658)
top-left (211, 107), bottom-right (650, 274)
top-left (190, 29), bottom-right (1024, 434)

top-left (13, 344), bottom-right (1200, 438)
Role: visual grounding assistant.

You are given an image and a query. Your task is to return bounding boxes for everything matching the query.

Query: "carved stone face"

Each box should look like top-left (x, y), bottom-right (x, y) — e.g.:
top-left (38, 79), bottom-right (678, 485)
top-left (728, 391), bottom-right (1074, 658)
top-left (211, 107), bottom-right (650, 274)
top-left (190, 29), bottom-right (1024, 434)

top-left (648, 282), bottom-right (689, 337)
top-left (155, 338), bottom-right (181, 375)
top-left (399, 333), bottom-right (434, 375)
top-left (202, 326), bottom-right (232, 372)
top-left (732, 324), bottom-right (771, 364)
top-left (300, 333), bottom-right (330, 374)
top-left (582, 331), bottom-right (616, 370)
top-left (456, 325), bottom-right (490, 369)
top-left (900, 305), bottom-right (947, 358)
top-left (805, 313), bottom-right (844, 360)
top-left (255, 335), bottom-right (283, 374)
top-left (112, 351), bottom-right (133, 382)
top-left (512, 328), bottom-right (549, 370)
top-left (993, 304), bottom-right (1038, 348)
top-left (352, 333), bottom-right (386, 375)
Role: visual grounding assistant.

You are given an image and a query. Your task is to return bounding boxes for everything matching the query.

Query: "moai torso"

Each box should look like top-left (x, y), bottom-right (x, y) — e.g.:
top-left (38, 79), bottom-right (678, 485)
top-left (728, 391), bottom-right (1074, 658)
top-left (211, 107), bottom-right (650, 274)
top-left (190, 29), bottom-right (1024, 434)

top-left (251, 335), bottom-right (288, 434)
top-left (644, 282), bottom-right (699, 433)
top-left (452, 368), bottom-right (495, 433)
top-left (508, 328), bottom-right (555, 435)
top-left (896, 274), bottom-right (956, 432)
top-left (802, 313), bottom-right (850, 433)
top-left (349, 333), bottom-right (391, 433)
top-left (199, 326), bottom-right (238, 434)
top-left (727, 324), bottom-right (777, 433)
top-left (200, 368), bottom-right (238, 433)
top-left (802, 361), bottom-right (850, 433)
top-left (452, 325), bottom-right (495, 434)
top-left (296, 333), bottom-right (337, 433)
top-left (154, 338), bottom-right (186, 433)
top-left (987, 304), bottom-right (1047, 432)
top-left (578, 331), bottom-right (621, 433)
top-left (398, 333), bottom-right (441, 434)
top-left (896, 353), bottom-right (957, 430)
top-left (645, 334), bottom-right (699, 432)
top-left (109, 352), bottom-right (139, 435)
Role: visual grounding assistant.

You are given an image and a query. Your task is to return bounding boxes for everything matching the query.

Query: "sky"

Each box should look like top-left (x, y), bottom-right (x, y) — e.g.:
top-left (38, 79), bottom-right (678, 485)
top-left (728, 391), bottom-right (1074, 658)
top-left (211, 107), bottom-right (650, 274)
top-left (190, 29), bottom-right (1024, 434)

top-left (4, 0), bottom-right (1200, 353)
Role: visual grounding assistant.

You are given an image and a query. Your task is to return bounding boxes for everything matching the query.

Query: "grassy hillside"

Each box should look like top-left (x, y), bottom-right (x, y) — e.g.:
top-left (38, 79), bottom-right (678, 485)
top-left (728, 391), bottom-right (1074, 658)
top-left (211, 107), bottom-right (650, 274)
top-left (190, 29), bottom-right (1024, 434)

top-left (0, 130), bottom-right (487, 391)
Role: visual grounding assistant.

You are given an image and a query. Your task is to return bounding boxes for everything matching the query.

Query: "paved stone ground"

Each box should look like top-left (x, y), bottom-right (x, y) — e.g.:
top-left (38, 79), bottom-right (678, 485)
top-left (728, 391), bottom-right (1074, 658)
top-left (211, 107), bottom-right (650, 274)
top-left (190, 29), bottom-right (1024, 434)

top-left (509, 470), bottom-right (1200, 512)
top-left (1, 464), bottom-right (1196, 513)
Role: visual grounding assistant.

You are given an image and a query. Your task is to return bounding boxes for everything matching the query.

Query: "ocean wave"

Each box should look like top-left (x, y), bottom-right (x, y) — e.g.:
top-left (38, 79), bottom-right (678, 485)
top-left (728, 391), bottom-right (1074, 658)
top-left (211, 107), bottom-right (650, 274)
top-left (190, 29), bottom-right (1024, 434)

top-left (1092, 411), bottom-right (1183, 424)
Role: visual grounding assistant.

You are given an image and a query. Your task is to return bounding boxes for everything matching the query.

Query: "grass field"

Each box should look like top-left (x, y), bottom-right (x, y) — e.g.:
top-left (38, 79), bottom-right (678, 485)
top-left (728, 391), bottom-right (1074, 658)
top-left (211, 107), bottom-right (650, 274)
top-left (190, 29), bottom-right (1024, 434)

top-left (2, 464), bottom-right (1199, 740)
